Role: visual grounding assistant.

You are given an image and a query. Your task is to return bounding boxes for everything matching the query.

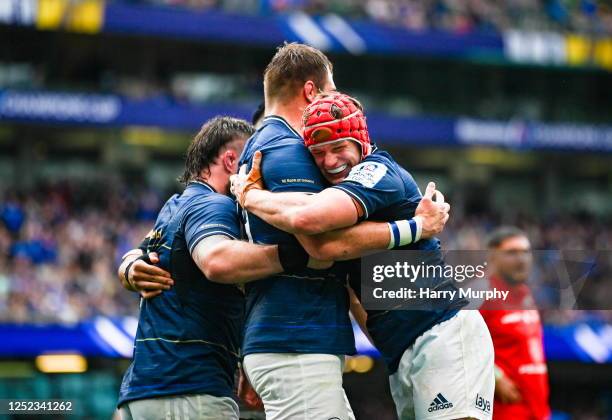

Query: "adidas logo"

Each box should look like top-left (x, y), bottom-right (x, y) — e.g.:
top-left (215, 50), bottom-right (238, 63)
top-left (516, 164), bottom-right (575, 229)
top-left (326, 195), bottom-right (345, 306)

top-left (428, 393), bottom-right (453, 412)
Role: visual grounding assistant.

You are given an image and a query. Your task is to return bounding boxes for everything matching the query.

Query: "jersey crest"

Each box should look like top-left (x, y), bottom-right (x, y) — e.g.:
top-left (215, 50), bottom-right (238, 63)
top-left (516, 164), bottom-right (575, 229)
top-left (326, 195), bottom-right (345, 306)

top-left (345, 161), bottom-right (387, 188)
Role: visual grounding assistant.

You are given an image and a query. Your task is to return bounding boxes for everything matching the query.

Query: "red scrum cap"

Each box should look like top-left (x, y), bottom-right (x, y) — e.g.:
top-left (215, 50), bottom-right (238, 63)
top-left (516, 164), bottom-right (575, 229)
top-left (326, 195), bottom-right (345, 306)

top-left (302, 93), bottom-right (371, 158)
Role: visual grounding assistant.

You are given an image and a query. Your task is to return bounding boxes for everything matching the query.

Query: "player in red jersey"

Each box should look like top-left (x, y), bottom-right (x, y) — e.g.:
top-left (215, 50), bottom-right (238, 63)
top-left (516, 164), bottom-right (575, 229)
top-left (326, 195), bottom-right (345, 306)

top-left (480, 227), bottom-right (551, 420)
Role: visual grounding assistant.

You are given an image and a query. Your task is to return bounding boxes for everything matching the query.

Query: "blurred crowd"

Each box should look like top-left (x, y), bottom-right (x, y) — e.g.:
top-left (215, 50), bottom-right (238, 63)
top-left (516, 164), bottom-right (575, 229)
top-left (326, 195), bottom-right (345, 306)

top-left (125, 0), bottom-right (612, 35)
top-left (440, 215), bottom-right (612, 324)
top-left (0, 180), bottom-right (611, 324)
top-left (0, 181), bottom-right (162, 324)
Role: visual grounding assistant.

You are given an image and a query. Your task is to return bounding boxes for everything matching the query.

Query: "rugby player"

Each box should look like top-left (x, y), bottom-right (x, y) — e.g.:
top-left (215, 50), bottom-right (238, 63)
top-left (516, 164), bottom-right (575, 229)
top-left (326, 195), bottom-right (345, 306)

top-left (480, 227), bottom-right (550, 420)
top-left (125, 44), bottom-right (450, 419)
top-left (234, 44), bottom-right (453, 420)
top-left (233, 92), bottom-right (495, 420)
top-left (116, 117), bottom-right (322, 420)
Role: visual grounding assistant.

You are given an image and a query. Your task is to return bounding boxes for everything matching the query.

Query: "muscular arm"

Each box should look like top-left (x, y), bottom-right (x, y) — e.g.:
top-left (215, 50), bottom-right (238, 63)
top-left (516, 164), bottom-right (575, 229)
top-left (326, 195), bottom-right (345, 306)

top-left (243, 188), bottom-right (360, 235)
top-left (243, 188), bottom-right (395, 260)
top-left (242, 182), bottom-right (449, 261)
top-left (296, 221), bottom-right (390, 261)
top-left (193, 235), bottom-right (283, 284)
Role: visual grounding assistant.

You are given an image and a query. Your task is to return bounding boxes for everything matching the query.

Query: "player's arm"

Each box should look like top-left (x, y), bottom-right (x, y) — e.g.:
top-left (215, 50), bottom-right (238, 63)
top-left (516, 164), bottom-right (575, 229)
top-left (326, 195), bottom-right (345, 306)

top-left (299, 181), bottom-right (450, 261)
top-left (234, 154), bottom-right (447, 260)
top-left (242, 186), bottom-right (447, 261)
top-left (192, 235), bottom-right (286, 284)
top-left (348, 285), bottom-right (373, 345)
top-left (244, 187), bottom-right (359, 235)
top-left (232, 150), bottom-right (359, 234)
top-left (243, 186), bottom-right (448, 261)
top-left (494, 365), bottom-right (522, 403)
top-left (295, 221), bottom-right (390, 261)
top-left (234, 151), bottom-right (447, 236)
top-left (233, 150), bottom-right (385, 235)
top-left (186, 194), bottom-right (316, 284)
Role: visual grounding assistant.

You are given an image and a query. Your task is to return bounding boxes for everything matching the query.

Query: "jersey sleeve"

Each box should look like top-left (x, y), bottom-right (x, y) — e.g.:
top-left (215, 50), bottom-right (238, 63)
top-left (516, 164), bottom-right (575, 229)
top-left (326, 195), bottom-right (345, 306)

top-left (260, 140), bottom-right (326, 194)
top-left (184, 195), bottom-right (241, 255)
top-left (332, 155), bottom-right (405, 219)
top-left (137, 235), bottom-right (150, 253)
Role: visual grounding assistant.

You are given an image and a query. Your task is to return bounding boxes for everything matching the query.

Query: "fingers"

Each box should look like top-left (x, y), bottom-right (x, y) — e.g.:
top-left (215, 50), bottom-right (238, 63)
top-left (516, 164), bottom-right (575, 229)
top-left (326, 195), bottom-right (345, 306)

top-left (133, 274), bottom-right (174, 286)
top-left (252, 150), bottom-right (262, 172)
top-left (229, 177), bottom-right (236, 195)
top-left (423, 181), bottom-right (435, 200)
top-left (132, 263), bottom-right (174, 287)
top-left (238, 163), bottom-right (248, 176)
top-left (133, 280), bottom-right (172, 291)
top-left (419, 196), bottom-right (432, 207)
top-left (140, 290), bottom-right (162, 299)
top-left (434, 188), bottom-right (445, 204)
top-left (136, 262), bottom-right (172, 278)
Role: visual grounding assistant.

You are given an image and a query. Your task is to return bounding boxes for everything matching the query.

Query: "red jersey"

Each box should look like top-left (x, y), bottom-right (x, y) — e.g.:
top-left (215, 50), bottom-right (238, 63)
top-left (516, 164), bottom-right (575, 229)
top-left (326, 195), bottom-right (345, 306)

top-left (480, 276), bottom-right (551, 420)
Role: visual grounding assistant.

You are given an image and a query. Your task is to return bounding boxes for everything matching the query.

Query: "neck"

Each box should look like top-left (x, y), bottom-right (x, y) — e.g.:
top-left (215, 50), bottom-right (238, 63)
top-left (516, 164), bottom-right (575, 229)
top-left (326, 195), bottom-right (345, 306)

top-left (266, 100), bottom-right (305, 135)
top-left (195, 171), bottom-right (228, 196)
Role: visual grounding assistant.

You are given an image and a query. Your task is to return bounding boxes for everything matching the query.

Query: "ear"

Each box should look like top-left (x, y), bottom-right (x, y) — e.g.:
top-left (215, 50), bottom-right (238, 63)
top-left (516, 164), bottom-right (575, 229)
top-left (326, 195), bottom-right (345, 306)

top-left (303, 80), bottom-right (317, 103)
top-left (222, 149), bottom-right (238, 174)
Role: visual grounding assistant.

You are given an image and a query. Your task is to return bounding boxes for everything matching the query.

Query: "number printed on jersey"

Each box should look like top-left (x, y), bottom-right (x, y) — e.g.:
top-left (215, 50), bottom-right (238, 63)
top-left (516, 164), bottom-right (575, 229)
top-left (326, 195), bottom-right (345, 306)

top-left (345, 162), bottom-right (387, 188)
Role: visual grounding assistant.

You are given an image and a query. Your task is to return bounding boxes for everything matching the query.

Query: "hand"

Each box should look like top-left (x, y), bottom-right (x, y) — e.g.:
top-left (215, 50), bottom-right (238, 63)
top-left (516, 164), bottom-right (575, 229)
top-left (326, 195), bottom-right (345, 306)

top-left (126, 252), bottom-right (174, 299)
top-left (230, 150), bottom-right (264, 207)
top-left (238, 368), bottom-right (264, 411)
top-left (414, 182), bottom-right (450, 239)
top-left (495, 375), bottom-right (522, 404)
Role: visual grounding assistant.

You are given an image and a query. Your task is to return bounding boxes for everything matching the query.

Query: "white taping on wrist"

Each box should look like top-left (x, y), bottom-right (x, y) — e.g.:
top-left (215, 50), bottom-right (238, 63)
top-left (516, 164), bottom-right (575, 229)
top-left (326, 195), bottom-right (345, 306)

top-left (413, 215), bottom-right (423, 242)
top-left (396, 219), bottom-right (413, 246)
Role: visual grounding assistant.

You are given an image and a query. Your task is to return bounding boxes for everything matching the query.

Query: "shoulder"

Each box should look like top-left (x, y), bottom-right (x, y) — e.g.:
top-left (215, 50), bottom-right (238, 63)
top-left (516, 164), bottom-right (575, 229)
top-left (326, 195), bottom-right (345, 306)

top-left (153, 193), bottom-right (182, 223)
top-left (241, 133), bottom-right (303, 166)
top-left (250, 122), bottom-right (301, 149)
top-left (371, 151), bottom-right (421, 195)
top-left (344, 152), bottom-right (398, 188)
top-left (189, 191), bottom-right (236, 211)
top-left (365, 150), bottom-right (394, 165)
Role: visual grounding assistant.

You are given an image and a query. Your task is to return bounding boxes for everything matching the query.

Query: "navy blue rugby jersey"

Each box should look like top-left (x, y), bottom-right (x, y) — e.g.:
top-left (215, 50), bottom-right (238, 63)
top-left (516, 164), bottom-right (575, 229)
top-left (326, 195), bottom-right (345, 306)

top-left (238, 115), bottom-right (354, 356)
top-left (118, 182), bottom-right (244, 406)
top-left (334, 149), bottom-right (468, 374)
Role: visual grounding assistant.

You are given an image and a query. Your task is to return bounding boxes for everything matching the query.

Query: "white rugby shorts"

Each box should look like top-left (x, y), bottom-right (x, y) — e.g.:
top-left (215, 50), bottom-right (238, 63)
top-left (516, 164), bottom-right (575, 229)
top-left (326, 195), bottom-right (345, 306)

top-left (389, 310), bottom-right (495, 420)
top-left (243, 353), bottom-right (355, 420)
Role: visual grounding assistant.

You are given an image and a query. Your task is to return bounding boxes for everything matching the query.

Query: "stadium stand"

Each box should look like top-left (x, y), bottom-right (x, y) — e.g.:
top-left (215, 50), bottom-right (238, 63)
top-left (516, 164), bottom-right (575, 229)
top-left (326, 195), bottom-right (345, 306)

top-left (122, 0), bottom-right (612, 35)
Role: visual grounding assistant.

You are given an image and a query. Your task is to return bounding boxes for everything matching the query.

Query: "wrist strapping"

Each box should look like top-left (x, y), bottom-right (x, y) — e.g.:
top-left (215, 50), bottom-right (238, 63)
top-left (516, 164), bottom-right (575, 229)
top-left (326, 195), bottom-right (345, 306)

top-left (387, 217), bottom-right (423, 249)
top-left (124, 259), bottom-right (138, 289)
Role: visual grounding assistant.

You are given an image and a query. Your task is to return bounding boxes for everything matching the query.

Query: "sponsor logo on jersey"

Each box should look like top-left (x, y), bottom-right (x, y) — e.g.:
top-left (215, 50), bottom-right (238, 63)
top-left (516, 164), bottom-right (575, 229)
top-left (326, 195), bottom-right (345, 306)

top-left (345, 161), bottom-right (387, 188)
top-left (428, 393), bottom-right (453, 412)
top-left (475, 393), bottom-right (492, 413)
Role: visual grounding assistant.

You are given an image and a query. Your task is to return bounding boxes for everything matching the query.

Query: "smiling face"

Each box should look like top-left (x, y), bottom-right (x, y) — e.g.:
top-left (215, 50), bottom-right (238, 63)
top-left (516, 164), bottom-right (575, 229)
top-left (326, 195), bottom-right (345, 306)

top-left (309, 139), bottom-right (362, 185)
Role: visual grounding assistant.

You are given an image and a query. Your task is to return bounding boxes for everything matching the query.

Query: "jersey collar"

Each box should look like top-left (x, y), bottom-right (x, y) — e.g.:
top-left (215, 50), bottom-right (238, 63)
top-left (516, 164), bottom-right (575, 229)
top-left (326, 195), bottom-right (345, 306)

top-left (263, 115), bottom-right (302, 139)
top-left (188, 180), bottom-right (216, 193)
